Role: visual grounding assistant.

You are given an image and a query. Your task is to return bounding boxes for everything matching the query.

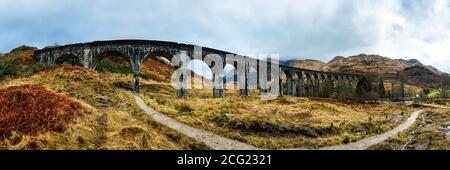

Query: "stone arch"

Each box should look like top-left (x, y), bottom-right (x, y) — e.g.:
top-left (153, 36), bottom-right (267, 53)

top-left (138, 50), bottom-right (177, 84)
top-left (345, 76), bottom-right (354, 99)
top-left (143, 51), bottom-right (173, 65)
top-left (223, 62), bottom-right (238, 90)
top-left (326, 74), bottom-right (335, 98)
top-left (55, 53), bottom-right (83, 67)
top-left (320, 74), bottom-right (328, 97)
top-left (279, 69), bottom-right (292, 96)
top-left (33, 40), bottom-right (366, 99)
top-left (203, 53), bottom-right (225, 98)
top-left (335, 75), bottom-right (346, 99)
top-left (349, 76), bottom-right (359, 97)
top-left (93, 50), bottom-right (136, 92)
top-left (93, 51), bottom-right (132, 71)
top-left (290, 70), bottom-right (299, 96)
top-left (304, 72), bottom-right (314, 97)
top-left (312, 73), bottom-right (321, 97)
top-left (295, 71), bottom-right (305, 97)
top-left (187, 59), bottom-right (213, 91)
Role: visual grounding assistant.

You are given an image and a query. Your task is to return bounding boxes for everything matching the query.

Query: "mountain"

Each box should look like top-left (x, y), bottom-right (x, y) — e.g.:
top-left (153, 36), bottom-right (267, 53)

top-left (0, 45), bottom-right (38, 66)
top-left (401, 65), bottom-right (443, 88)
top-left (286, 59), bottom-right (327, 71)
top-left (286, 54), bottom-right (446, 88)
top-left (287, 54), bottom-right (442, 75)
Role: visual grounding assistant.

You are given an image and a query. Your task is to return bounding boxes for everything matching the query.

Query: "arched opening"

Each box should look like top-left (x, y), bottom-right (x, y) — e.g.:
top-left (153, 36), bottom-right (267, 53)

top-left (295, 72), bottom-right (305, 97)
top-left (320, 74), bottom-right (328, 97)
top-left (138, 51), bottom-right (178, 96)
top-left (312, 73), bottom-right (320, 97)
top-left (94, 51), bottom-right (134, 91)
top-left (223, 63), bottom-right (241, 96)
top-left (338, 76), bottom-right (350, 99)
top-left (327, 75), bottom-right (336, 98)
top-left (94, 51), bottom-right (131, 73)
top-left (348, 76), bottom-right (356, 99)
top-left (290, 72), bottom-right (299, 96)
top-left (178, 59), bottom-right (216, 98)
top-left (55, 54), bottom-right (82, 67)
top-left (280, 70), bottom-right (291, 96)
top-left (305, 73), bottom-right (313, 97)
top-left (279, 70), bottom-right (288, 96)
top-left (188, 59), bottom-right (213, 87)
top-left (140, 51), bottom-right (174, 83)
top-left (249, 67), bottom-right (258, 91)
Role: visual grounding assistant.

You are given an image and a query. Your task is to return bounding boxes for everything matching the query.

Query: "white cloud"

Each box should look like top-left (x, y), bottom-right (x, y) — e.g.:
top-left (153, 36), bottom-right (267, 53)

top-left (341, 0), bottom-right (450, 71)
top-left (0, 0), bottom-right (450, 72)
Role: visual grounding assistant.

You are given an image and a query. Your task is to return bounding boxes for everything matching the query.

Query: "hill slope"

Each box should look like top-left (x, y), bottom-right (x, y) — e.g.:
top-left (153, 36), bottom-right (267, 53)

top-left (0, 64), bottom-right (208, 150)
top-left (287, 54), bottom-right (446, 88)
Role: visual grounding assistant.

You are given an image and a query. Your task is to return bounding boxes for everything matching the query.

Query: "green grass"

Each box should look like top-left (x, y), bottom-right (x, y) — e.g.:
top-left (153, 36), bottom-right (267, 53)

top-left (97, 60), bottom-right (133, 74)
top-left (427, 90), bottom-right (440, 98)
top-left (9, 45), bottom-right (38, 54)
top-left (0, 61), bottom-right (19, 76)
top-left (1, 61), bottom-right (44, 77)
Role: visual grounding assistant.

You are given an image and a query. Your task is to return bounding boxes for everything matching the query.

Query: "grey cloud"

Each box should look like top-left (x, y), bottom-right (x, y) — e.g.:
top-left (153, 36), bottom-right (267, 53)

top-left (0, 0), bottom-right (449, 72)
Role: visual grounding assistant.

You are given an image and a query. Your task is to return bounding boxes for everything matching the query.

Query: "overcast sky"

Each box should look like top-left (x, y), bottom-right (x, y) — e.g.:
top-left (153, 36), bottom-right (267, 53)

top-left (1, 0), bottom-right (450, 72)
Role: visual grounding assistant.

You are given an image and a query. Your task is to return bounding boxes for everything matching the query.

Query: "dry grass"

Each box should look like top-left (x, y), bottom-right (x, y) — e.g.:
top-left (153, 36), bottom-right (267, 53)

top-left (0, 85), bottom-right (86, 138)
top-left (0, 55), bottom-right (433, 149)
top-left (370, 108), bottom-right (450, 150)
top-left (0, 46), bottom-right (37, 66)
top-left (138, 80), bottom-right (415, 149)
top-left (0, 66), bottom-right (208, 150)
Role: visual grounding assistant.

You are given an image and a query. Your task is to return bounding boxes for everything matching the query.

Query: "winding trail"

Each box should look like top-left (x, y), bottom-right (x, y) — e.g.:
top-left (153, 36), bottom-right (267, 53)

top-left (415, 103), bottom-right (450, 109)
top-left (134, 95), bottom-right (258, 150)
top-left (318, 110), bottom-right (422, 150)
top-left (134, 95), bottom-right (423, 150)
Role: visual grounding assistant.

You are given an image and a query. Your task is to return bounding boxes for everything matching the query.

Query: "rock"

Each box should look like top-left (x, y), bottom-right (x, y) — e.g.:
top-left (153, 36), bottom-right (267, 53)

top-left (294, 126), bottom-right (319, 137)
top-left (276, 124), bottom-right (289, 132)
top-left (96, 95), bottom-right (112, 104)
top-left (392, 115), bottom-right (403, 122)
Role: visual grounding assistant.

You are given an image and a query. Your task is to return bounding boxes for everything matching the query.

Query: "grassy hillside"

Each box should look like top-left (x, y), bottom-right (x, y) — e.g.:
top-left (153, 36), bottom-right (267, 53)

top-left (1, 48), bottom-right (448, 150)
top-left (287, 54), bottom-right (445, 89)
top-left (0, 66), bottom-right (208, 150)
top-left (137, 81), bottom-right (416, 149)
top-left (0, 46), bottom-right (43, 79)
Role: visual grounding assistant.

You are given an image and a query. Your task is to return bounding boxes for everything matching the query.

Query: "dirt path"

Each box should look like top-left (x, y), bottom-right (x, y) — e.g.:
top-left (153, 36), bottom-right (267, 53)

top-left (134, 95), bottom-right (258, 150)
top-left (416, 103), bottom-right (450, 109)
top-left (317, 110), bottom-right (423, 150)
top-left (134, 95), bottom-right (422, 150)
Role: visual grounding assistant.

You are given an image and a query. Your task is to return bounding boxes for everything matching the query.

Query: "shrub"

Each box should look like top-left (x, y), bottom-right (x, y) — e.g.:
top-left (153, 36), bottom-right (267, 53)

top-left (9, 45), bottom-right (38, 53)
top-left (0, 62), bottom-right (45, 77)
top-left (97, 60), bottom-right (132, 74)
top-left (21, 63), bottom-right (44, 74)
top-left (0, 61), bottom-right (19, 76)
top-left (175, 102), bottom-right (193, 113)
top-left (0, 85), bottom-right (85, 138)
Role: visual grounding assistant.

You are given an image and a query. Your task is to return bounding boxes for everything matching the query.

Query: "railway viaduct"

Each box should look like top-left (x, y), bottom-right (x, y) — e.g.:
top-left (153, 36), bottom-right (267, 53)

top-left (34, 40), bottom-right (363, 99)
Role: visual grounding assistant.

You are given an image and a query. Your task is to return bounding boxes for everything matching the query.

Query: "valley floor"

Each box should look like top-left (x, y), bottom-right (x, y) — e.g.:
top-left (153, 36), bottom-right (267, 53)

top-left (136, 79), bottom-right (428, 149)
top-left (1, 66), bottom-right (449, 150)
